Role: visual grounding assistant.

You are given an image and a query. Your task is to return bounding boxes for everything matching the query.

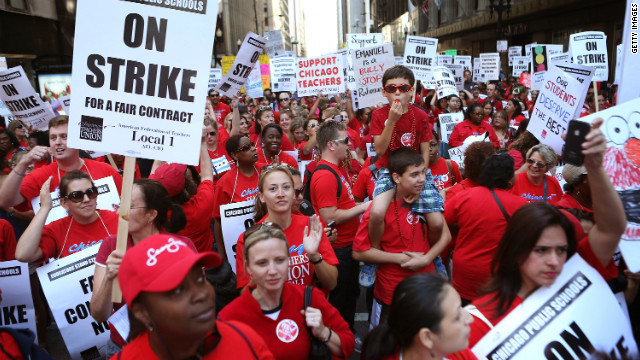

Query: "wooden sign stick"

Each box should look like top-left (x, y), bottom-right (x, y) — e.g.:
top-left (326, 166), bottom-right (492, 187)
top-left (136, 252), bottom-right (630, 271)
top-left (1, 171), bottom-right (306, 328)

top-left (592, 81), bottom-right (599, 113)
top-left (111, 156), bottom-right (136, 303)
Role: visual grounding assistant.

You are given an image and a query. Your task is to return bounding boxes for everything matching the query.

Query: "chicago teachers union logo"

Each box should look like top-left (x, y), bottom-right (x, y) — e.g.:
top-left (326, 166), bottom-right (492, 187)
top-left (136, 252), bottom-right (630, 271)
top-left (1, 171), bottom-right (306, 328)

top-left (276, 319), bottom-right (299, 343)
top-left (79, 115), bottom-right (103, 142)
top-left (400, 132), bottom-right (414, 147)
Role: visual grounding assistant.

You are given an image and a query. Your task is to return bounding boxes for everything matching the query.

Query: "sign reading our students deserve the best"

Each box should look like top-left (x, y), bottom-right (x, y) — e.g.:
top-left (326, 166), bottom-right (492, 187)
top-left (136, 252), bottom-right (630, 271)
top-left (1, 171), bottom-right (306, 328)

top-left (68, 0), bottom-right (219, 165)
top-left (472, 255), bottom-right (639, 360)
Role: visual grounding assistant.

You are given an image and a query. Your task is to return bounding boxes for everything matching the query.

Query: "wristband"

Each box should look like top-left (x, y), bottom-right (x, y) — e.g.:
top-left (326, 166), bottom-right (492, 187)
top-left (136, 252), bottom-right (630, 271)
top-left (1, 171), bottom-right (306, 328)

top-left (323, 327), bottom-right (332, 344)
top-left (12, 168), bottom-right (26, 177)
top-left (310, 254), bottom-right (323, 265)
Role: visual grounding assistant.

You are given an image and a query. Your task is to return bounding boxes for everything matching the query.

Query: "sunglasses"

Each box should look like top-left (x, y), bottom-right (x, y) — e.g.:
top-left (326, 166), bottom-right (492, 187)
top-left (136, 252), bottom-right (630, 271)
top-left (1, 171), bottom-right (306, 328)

top-left (331, 136), bottom-right (349, 145)
top-left (259, 106), bottom-right (272, 111)
top-left (209, 93), bottom-right (220, 97)
top-left (309, 123), bottom-right (318, 129)
top-left (383, 84), bottom-right (412, 93)
top-left (526, 158), bottom-right (550, 168)
top-left (65, 187), bottom-right (99, 203)
top-left (243, 221), bottom-right (284, 239)
top-left (295, 185), bottom-right (305, 197)
top-left (279, 97), bottom-right (290, 102)
top-left (207, 131), bottom-right (217, 137)
top-left (15, 124), bottom-right (23, 129)
top-left (235, 143), bottom-right (256, 153)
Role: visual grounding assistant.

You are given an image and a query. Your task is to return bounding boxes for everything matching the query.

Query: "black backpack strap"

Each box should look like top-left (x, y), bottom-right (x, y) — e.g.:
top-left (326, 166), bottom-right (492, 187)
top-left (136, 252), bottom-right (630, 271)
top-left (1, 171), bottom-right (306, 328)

top-left (304, 285), bottom-right (313, 309)
top-left (368, 163), bottom-right (380, 180)
top-left (219, 320), bottom-right (259, 359)
top-left (305, 164), bottom-right (343, 204)
top-left (445, 159), bottom-right (456, 186)
top-left (489, 188), bottom-right (510, 221)
top-left (543, 176), bottom-right (548, 203)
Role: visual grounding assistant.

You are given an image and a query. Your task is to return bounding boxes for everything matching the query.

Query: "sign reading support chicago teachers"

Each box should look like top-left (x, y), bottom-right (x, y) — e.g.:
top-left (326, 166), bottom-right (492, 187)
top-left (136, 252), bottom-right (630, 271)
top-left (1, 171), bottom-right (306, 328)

top-left (68, 0), bottom-right (219, 165)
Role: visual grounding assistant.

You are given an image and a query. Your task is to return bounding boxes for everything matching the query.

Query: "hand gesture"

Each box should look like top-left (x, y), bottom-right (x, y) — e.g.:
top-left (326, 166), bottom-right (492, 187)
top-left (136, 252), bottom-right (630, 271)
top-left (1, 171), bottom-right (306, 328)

top-left (26, 146), bottom-right (49, 165)
top-left (388, 99), bottom-right (406, 124)
top-left (105, 250), bottom-right (124, 281)
top-left (303, 214), bottom-right (323, 257)
top-left (39, 176), bottom-right (53, 211)
top-left (300, 306), bottom-right (327, 339)
top-left (231, 95), bottom-right (240, 109)
top-left (581, 117), bottom-right (606, 171)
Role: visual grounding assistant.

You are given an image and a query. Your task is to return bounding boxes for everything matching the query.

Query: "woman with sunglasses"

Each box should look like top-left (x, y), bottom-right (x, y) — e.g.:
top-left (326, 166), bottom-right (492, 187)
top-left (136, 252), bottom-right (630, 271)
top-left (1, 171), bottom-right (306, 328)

top-left (510, 144), bottom-right (562, 205)
top-left (90, 178), bottom-right (189, 357)
top-left (7, 121), bottom-right (28, 149)
top-left (204, 118), bottom-right (230, 171)
top-left (258, 124), bottom-right (299, 170)
top-left (212, 134), bottom-right (262, 260)
top-left (219, 224), bottom-right (353, 359)
top-left (15, 170), bottom-right (118, 263)
top-left (251, 107), bottom-right (295, 151)
top-left (235, 165), bottom-right (339, 291)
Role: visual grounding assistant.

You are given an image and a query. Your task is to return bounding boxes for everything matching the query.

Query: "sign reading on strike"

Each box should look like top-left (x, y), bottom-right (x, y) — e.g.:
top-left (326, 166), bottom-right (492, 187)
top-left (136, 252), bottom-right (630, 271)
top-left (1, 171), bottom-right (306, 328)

top-left (445, 64), bottom-right (464, 90)
top-left (352, 43), bottom-right (394, 108)
top-left (0, 66), bottom-right (55, 129)
top-left (0, 261), bottom-right (37, 341)
top-left (512, 56), bottom-right (530, 77)
top-left (215, 32), bottom-right (267, 97)
top-left (570, 31), bottom-right (608, 81)
top-left (454, 55), bottom-right (472, 72)
top-left (296, 55), bottom-right (345, 96)
top-left (403, 36), bottom-right (438, 83)
top-left (433, 66), bottom-right (458, 99)
top-left (68, 0), bottom-right (219, 165)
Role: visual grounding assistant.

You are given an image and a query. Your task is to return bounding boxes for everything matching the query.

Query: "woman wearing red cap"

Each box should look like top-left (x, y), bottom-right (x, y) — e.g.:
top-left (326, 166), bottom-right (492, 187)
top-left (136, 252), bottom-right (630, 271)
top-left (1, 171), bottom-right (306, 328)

top-left (113, 233), bottom-right (274, 359)
top-left (219, 226), bottom-right (354, 359)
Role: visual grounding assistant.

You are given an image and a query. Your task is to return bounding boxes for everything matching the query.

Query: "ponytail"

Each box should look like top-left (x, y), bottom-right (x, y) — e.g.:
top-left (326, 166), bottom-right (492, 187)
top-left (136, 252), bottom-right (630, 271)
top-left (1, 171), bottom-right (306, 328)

top-left (361, 322), bottom-right (398, 360)
top-left (166, 202), bottom-right (187, 233)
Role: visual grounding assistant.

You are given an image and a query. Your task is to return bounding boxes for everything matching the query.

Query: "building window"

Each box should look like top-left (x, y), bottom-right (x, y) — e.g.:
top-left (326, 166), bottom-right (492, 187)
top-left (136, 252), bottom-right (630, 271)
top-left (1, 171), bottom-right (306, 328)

top-left (6, 0), bottom-right (28, 10)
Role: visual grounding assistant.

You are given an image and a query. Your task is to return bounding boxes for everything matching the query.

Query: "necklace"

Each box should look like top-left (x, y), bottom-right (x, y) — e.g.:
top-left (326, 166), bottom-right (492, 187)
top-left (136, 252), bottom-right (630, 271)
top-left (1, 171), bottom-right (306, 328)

top-left (393, 194), bottom-right (417, 248)
top-left (388, 105), bottom-right (417, 152)
top-left (57, 210), bottom-right (111, 259)
top-left (57, 159), bottom-right (93, 184)
top-left (229, 165), bottom-right (259, 204)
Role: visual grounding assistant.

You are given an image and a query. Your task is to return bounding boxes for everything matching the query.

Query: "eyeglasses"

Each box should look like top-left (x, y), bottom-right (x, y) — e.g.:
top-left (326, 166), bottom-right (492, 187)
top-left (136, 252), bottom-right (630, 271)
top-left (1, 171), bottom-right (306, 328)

top-left (295, 185), bottom-right (305, 197)
top-left (383, 84), bottom-right (412, 93)
top-left (243, 221), bottom-right (284, 239)
top-left (279, 97), bottom-right (290, 102)
top-left (15, 124), bottom-right (23, 129)
top-left (333, 115), bottom-right (345, 122)
top-left (330, 136), bottom-right (350, 145)
top-left (235, 143), bottom-right (256, 153)
top-left (526, 158), bottom-right (550, 168)
top-left (209, 93), bottom-right (220, 97)
top-left (207, 131), bottom-right (217, 137)
top-left (65, 187), bottom-right (99, 203)
top-left (258, 106), bottom-right (272, 111)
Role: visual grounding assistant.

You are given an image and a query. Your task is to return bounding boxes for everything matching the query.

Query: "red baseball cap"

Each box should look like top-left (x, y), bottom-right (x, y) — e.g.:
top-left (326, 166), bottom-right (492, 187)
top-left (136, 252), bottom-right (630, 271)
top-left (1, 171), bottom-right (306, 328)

top-left (119, 234), bottom-right (222, 307)
top-left (150, 163), bottom-right (187, 197)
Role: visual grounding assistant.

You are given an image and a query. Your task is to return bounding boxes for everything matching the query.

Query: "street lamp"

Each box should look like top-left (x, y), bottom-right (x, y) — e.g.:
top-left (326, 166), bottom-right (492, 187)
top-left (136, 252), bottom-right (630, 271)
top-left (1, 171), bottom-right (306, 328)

top-left (488, 0), bottom-right (511, 35)
top-left (404, 25), bottom-right (409, 39)
top-left (237, 39), bottom-right (242, 52)
top-left (412, 25), bottom-right (417, 35)
top-left (212, 27), bottom-right (223, 67)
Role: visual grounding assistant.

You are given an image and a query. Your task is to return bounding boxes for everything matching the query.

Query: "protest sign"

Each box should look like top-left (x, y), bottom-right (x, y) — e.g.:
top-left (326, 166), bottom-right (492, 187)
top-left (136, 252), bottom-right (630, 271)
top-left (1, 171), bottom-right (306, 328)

top-left (480, 53), bottom-right (500, 81)
top-left (497, 40), bottom-right (508, 52)
top-left (59, 94), bottom-right (71, 115)
top-left (221, 56), bottom-right (235, 75)
top-left (259, 55), bottom-right (271, 90)
top-left (215, 32), bottom-right (267, 97)
top-left (438, 112), bottom-right (464, 143)
top-left (448, 144), bottom-right (468, 169)
top-left (208, 68), bottom-right (222, 89)
top-left (0, 57), bottom-right (6, 70)
top-left (0, 261), bottom-right (37, 340)
top-left (581, 98), bottom-right (640, 272)
top-left (570, 31), bottom-right (608, 81)
top-left (445, 64), bottom-right (464, 90)
top-left (553, 62), bottom-right (595, 115)
top-left (614, 44), bottom-right (622, 86)
top-left (433, 66), bottom-right (457, 99)
top-left (549, 52), bottom-right (571, 67)
top-left (270, 56), bottom-right (296, 92)
top-left (212, 156), bottom-right (231, 177)
top-left (264, 29), bottom-right (285, 57)
top-left (68, 0), bottom-right (219, 166)
top-left (220, 199), bottom-right (255, 272)
top-left (519, 73), bottom-right (531, 88)
top-left (508, 46), bottom-right (522, 66)
top-left (37, 246), bottom-right (110, 359)
top-left (531, 45), bottom-right (550, 90)
top-left (525, 43), bottom-right (536, 62)
top-left (472, 255), bottom-right (639, 360)
top-left (528, 65), bottom-right (586, 154)
top-left (437, 54), bottom-right (453, 66)
top-left (366, 142), bottom-right (375, 158)
top-left (473, 57), bottom-right (484, 83)
top-left (454, 55), bottom-right (472, 72)
top-left (352, 43), bottom-right (394, 108)
top-left (512, 56), bottom-right (530, 77)
top-left (445, 49), bottom-right (457, 56)
top-left (346, 33), bottom-right (384, 93)
top-left (394, 56), bottom-right (404, 65)
top-left (31, 176), bottom-right (120, 226)
top-left (245, 63), bottom-right (264, 98)
top-left (403, 36), bottom-right (438, 83)
top-left (296, 54), bottom-right (345, 96)
top-left (0, 66), bottom-right (55, 129)
top-left (618, 0), bottom-right (640, 103)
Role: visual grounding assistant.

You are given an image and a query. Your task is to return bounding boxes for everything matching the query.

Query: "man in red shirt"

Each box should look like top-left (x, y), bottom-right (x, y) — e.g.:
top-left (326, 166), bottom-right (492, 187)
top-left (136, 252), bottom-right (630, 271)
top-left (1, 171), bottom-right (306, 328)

top-left (0, 116), bottom-right (123, 209)
top-left (310, 121), bottom-right (370, 332)
top-left (208, 89), bottom-right (231, 124)
top-left (478, 83), bottom-right (503, 111)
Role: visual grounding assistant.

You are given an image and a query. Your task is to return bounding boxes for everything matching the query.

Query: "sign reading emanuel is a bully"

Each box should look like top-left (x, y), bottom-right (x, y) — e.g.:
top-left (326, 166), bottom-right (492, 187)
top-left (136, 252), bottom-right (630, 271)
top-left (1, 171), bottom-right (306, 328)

top-left (352, 43), bottom-right (394, 108)
top-left (68, 0), bottom-right (219, 165)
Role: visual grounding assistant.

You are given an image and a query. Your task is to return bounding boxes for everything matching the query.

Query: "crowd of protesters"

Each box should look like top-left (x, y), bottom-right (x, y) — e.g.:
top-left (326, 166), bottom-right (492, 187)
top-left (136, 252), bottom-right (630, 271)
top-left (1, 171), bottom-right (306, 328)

top-left (0, 64), bottom-right (637, 360)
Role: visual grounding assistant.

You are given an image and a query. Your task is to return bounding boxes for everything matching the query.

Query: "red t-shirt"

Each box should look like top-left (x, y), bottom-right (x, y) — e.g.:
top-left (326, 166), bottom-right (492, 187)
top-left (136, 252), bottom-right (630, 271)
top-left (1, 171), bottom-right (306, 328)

top-left (468, 236), bottom-right (618, 347)
top-left (178, 180), bottom-right (216, 253)
top-left (19, 159), bottom-right (123, 206)
top-left (445, 178), bottom-right (479, 202)
top-left (369, 104), bottom-right (433, 167)
top-left (429, 157), bottom-right (462, 191)
top-left (235, 214), bottom-right (339, 289)
top-left (354, 201), bottom-right (435, 305)
top-left (444, 187), bottom-right (527, 300)
top-left (40, 210), bottom-right (118, 261)
top-left (448, 119), bottom-right (500, 148)
top-left (257, 149), bottom-right (299, 170)
top-left (212, 102), bottom-right (231, 124)
top-left (510, 172), bottom-right (563, 205)
top-left (212, 168), bottom-right (260, 218)
top-left (293, 141), bottom-right (316, 161)
top-left (352, 163), bottom-right (379, 201)
top-left (555, 193), bottom-right (592, 213)
top-left (507, 149), bottom-right (525, 170)
top-left (310, 160), bottom-right (359, 248)
top-left (478, 97), bottom-right (504, 111)
top-left (0, 219), bottom-right (16, 261)
top-left (347, 127), bottom-right (361, 151)
top-left (111, 321), bottom-right (275, 359)
top-left (218, 283), bottom-right (354, 360)
top-left (509, 114), bottom-right (526, 128)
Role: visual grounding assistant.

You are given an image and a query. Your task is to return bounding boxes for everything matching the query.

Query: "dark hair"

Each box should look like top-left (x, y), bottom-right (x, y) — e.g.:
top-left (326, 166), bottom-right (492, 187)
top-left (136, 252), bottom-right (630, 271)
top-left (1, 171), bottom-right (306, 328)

top-left (463, 142), bottom-right (496, 182)
top-left (261, 123), bottom-right (283, 138)
top-left (59, 170), bottom-right (94, 198)
top-left (362, 274), bottom-right (450, 360)
top-left (225, 134), bottom-right (250, 158)
top-left (388, 148), bottom-right (424, 179)
top-left (563, 174), bottom-right (586, 193)
top-left (484, 202), bottom-right (576, 317)
top-left (356, 107), bottom-right (371, 125)
top-left (133, 178), bottom-right (186, 233)
top-left (316, 121), bottom-right (346, 152)
top-left (509, 131), bottom-right (539, 160)
top-left (508, 98), bottom-right (523, 118)
top-left (466, 102), bottom-right (483, 121)
top-left (493, 110), bottom-right (509, 130)
top-left (254, 107), bottom-right (274, 135)
top-left (29, 130), bottom-right (50, 147)
top-left (431, 129), bottom-right (440, 142)
top-left (478, 154), bottom-right (515, 190)
top-left (48, 115), bottom-right (68, 130)
top-left (0, 128), bottom-right (20, 149)
top-left (382, 65), bottom-right (415, 87)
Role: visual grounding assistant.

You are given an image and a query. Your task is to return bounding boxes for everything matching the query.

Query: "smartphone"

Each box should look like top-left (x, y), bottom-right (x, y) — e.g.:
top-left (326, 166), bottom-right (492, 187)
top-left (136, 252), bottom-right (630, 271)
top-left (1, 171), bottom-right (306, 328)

top-left (327, 220), bottom-right (336, 230)
top-left (563, 120), bottom-right (591, 166)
